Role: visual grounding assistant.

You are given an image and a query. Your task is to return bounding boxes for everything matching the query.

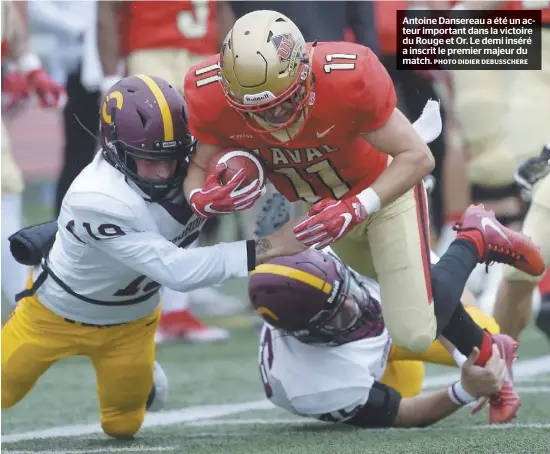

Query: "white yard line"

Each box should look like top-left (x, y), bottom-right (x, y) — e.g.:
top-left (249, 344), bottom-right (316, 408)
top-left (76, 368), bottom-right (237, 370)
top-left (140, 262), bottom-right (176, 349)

top-left (5, 447), bottom-right (175, 454)
top-left (188, 418), bottom-right (550, 431)
top-left (514, 386), bottom-right (550, 393)
top-left (2, 401), bottom-right (273, 444)
top-left (422, 354), bottom-right (550, 389)
top-left (3, 355), bottom-right (550, 444)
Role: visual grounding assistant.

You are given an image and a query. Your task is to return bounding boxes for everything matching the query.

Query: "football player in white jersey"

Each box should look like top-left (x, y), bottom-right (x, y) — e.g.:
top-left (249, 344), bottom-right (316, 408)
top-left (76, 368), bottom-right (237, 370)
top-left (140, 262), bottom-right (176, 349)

top-left (250, 248), bottom-right (515, 427)
top-left (1, 75), bottom-right (306, 439)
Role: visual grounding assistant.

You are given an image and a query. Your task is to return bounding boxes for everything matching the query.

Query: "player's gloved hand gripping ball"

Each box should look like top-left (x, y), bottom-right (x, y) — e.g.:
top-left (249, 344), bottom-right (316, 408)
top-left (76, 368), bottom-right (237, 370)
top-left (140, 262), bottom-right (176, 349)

top-left (189, 148), bottom-right (267, 218)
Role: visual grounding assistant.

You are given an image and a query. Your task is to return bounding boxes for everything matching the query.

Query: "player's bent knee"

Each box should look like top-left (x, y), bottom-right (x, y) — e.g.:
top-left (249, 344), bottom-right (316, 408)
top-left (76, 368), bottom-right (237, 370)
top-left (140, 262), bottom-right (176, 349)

top-left (1, 391), bottom-right (19, 409)
top-left (392, 332), bottom-right (434, 353)
top-left (388, 323), bottom-right (435, 353)
top-left (1, 379), bottom-right (31, 409)
top-left (386, 313), bottom-right (436, 353)
top-left (101, 412), bottom-right (144, 439)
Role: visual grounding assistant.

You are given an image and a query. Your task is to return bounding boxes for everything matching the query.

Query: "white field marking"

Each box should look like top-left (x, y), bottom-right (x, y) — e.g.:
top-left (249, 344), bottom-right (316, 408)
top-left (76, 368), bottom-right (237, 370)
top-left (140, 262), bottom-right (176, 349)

top-left (189, 418), bottom-right (550, 431)
top-left (5, 447), bottom-right (175, 454)
top-left (3, 355), bottom-right (549, 444)
top-left (2, 401), bottom-right (274, 444)
top-left (422, 354), bottom-right (550, 389)
top-left (514, 386), bottom-right (550, 393)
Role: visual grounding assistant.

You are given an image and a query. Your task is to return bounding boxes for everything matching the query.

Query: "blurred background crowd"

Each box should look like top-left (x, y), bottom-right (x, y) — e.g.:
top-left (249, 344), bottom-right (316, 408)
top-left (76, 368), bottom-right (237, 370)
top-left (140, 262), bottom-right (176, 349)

top-left (2, 0), bottom-right (549, 346)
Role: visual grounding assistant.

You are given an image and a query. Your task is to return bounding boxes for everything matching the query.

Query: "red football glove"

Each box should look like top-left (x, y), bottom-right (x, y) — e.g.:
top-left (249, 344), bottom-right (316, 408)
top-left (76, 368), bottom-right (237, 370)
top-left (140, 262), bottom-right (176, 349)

top-left (189, 164), bottom-right (266, 218)
top-left (294, 196), bottom-right (368, 249)
top-left (27, 68), bottom-right (66, 108)
top-left (2, 69), bottom-right (30, 111)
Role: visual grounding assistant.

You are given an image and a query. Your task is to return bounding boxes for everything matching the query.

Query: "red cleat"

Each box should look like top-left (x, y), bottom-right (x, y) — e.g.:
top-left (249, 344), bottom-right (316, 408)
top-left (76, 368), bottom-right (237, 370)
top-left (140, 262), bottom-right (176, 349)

top-left (488, 334), bottom-right (521, 424)
top-left (155, 309), bottom-right (230, 344)
top-left (454, 204), bottom-right (545, 276)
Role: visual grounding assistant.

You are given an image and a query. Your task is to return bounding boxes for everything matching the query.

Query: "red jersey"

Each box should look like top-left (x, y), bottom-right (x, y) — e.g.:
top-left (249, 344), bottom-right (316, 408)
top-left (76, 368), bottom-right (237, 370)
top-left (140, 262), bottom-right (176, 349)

top-left (184, 42), bottom-right (396, 204)
top-left (120, 1), bottom-right (219, 57)
top-left (375, 1), bottom-right (407, 55)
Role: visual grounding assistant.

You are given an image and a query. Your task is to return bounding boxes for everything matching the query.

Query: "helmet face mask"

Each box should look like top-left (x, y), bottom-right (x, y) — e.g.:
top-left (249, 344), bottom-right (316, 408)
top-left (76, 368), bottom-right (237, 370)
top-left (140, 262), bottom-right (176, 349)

top-left (291, 256), bottom-right (373, 346)
top-left (249, 250), bottom-right (385, 346)
top-left (219, 11), bottom-right (315, 140)
top-left (100, 75), bottom-right (196, 200)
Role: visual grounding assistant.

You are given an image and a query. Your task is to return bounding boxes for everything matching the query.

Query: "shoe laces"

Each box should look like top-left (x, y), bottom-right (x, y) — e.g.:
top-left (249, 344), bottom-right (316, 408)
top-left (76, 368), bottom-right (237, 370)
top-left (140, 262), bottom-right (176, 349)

top-left (486, 244), bottom-right (523, 270)
top-left (490, 382), bottom-right (517, 408)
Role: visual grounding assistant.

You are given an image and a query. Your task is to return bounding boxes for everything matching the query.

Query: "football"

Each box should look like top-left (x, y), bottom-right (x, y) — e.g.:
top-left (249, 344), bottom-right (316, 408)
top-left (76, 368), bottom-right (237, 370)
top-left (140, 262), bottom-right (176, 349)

top-left (207, 148), bottom-right (266, 189)
top-left (146, 361), bottom-right (169, 413)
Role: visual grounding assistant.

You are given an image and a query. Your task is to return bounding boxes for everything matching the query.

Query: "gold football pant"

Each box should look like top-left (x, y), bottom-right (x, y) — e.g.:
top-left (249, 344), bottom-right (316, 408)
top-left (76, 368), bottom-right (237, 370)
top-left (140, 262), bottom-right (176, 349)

top-left (380, 306), bottom-right (500, 397)
top-left (503, 174), bottom-right (550, 283)
top-left (2, 279), bottom-right (160, 438)
top-left (127, 48), bottom-right (208, 95)
top-left (331, 183), bottom-right (436, 352)
top-left (452, 30), bottom-right (550, 187)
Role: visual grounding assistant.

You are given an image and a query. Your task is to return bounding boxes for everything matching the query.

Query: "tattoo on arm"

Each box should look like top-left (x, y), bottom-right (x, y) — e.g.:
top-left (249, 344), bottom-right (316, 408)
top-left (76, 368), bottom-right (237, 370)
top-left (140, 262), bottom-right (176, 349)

top-left (255, 238), bottom-right (274, 265)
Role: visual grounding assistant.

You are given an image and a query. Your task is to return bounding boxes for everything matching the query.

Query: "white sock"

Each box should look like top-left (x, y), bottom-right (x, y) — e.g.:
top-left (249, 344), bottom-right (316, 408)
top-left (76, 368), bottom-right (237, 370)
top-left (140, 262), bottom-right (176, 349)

top-left (452, 348), bottom-right (468, 368)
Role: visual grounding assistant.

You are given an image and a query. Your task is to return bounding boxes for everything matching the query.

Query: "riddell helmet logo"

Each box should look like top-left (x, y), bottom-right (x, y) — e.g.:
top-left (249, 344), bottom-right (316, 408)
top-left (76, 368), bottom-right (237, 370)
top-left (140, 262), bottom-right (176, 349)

top-left (327, 280), bottom-right (341, 305)
top-left (243, 91), bottom-right (276, 105)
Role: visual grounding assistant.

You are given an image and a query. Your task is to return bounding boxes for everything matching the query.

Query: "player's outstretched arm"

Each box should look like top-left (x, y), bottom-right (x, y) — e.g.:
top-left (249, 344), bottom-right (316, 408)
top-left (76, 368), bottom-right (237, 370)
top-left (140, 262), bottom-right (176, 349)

top-left (69, 194), bottom-right (306, 293)
top-left (394, 346), bottom-right (505, 427)
top-left (361, 107), bottom-right (435, 211)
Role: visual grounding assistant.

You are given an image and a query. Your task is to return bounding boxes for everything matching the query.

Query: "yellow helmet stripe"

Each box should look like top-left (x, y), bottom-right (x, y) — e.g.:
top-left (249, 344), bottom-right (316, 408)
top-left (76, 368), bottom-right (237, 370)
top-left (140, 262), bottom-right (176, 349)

top-left (251, 264), bottom-right (333, 294)
top-left (257, 306), bottom-right (280, 321)
top-left (135, 74), bottom-right (174, 141)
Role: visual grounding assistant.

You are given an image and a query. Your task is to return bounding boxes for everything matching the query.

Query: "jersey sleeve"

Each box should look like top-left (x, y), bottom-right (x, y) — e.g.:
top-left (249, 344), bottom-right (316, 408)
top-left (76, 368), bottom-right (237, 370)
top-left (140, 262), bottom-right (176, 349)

top-left (184, 58), bottom-right (226, 146)
top-left (343, 381), bottom-right (402, 428)
top-left (354, 47), bottom-right (397, 132)
top-left (65, 192), bottom-right (251, 292)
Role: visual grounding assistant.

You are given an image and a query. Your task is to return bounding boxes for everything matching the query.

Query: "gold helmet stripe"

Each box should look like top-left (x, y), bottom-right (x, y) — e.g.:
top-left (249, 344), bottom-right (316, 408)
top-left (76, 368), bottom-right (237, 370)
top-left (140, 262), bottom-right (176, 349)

top-left (251, 264), bottom-right (333, 294)
top-left (135, 74), bottom-right (174, 141)
top-left (257, 306), bottom-right (280, 321)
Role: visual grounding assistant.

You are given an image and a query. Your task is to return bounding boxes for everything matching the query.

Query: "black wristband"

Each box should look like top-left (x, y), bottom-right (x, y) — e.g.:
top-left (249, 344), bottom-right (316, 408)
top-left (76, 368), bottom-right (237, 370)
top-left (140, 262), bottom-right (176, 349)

top-left (246, 240), bottom-right (256, 271)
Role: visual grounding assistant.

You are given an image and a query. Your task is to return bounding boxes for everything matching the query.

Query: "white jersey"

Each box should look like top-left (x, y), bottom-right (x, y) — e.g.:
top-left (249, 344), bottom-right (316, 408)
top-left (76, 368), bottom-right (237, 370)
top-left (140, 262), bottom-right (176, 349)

top-left (35, 152), bottom-right (250, 325)
top-left (258, 276), bottom-right (392, 422)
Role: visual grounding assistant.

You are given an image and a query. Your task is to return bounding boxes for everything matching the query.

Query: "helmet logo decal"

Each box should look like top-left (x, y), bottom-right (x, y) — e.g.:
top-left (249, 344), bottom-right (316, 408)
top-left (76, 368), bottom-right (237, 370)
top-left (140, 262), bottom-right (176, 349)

top-left (101, 91), bottom-right (124, 124)
top-left (136, 74), bottom-right (174, 142)
top-left (270, 33), bottom-right (294, 62)
top-left (258, 306), bottom-right (279, 322)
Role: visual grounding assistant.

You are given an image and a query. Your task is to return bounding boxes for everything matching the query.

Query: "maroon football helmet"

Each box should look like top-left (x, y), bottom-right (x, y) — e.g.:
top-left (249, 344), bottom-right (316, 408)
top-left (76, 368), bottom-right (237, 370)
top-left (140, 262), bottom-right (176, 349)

top-left (100, 75), bottom-right (196, 200)
top-left (249, 249), bottom-right (384, 345)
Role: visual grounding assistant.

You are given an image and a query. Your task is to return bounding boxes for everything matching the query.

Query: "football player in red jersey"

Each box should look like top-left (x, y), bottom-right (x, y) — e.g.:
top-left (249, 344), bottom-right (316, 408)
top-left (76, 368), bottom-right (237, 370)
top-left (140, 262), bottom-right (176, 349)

top-left (183, 10), bottom-right (545, 423)
top-left (99, 0), bottom-right (235, 94)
